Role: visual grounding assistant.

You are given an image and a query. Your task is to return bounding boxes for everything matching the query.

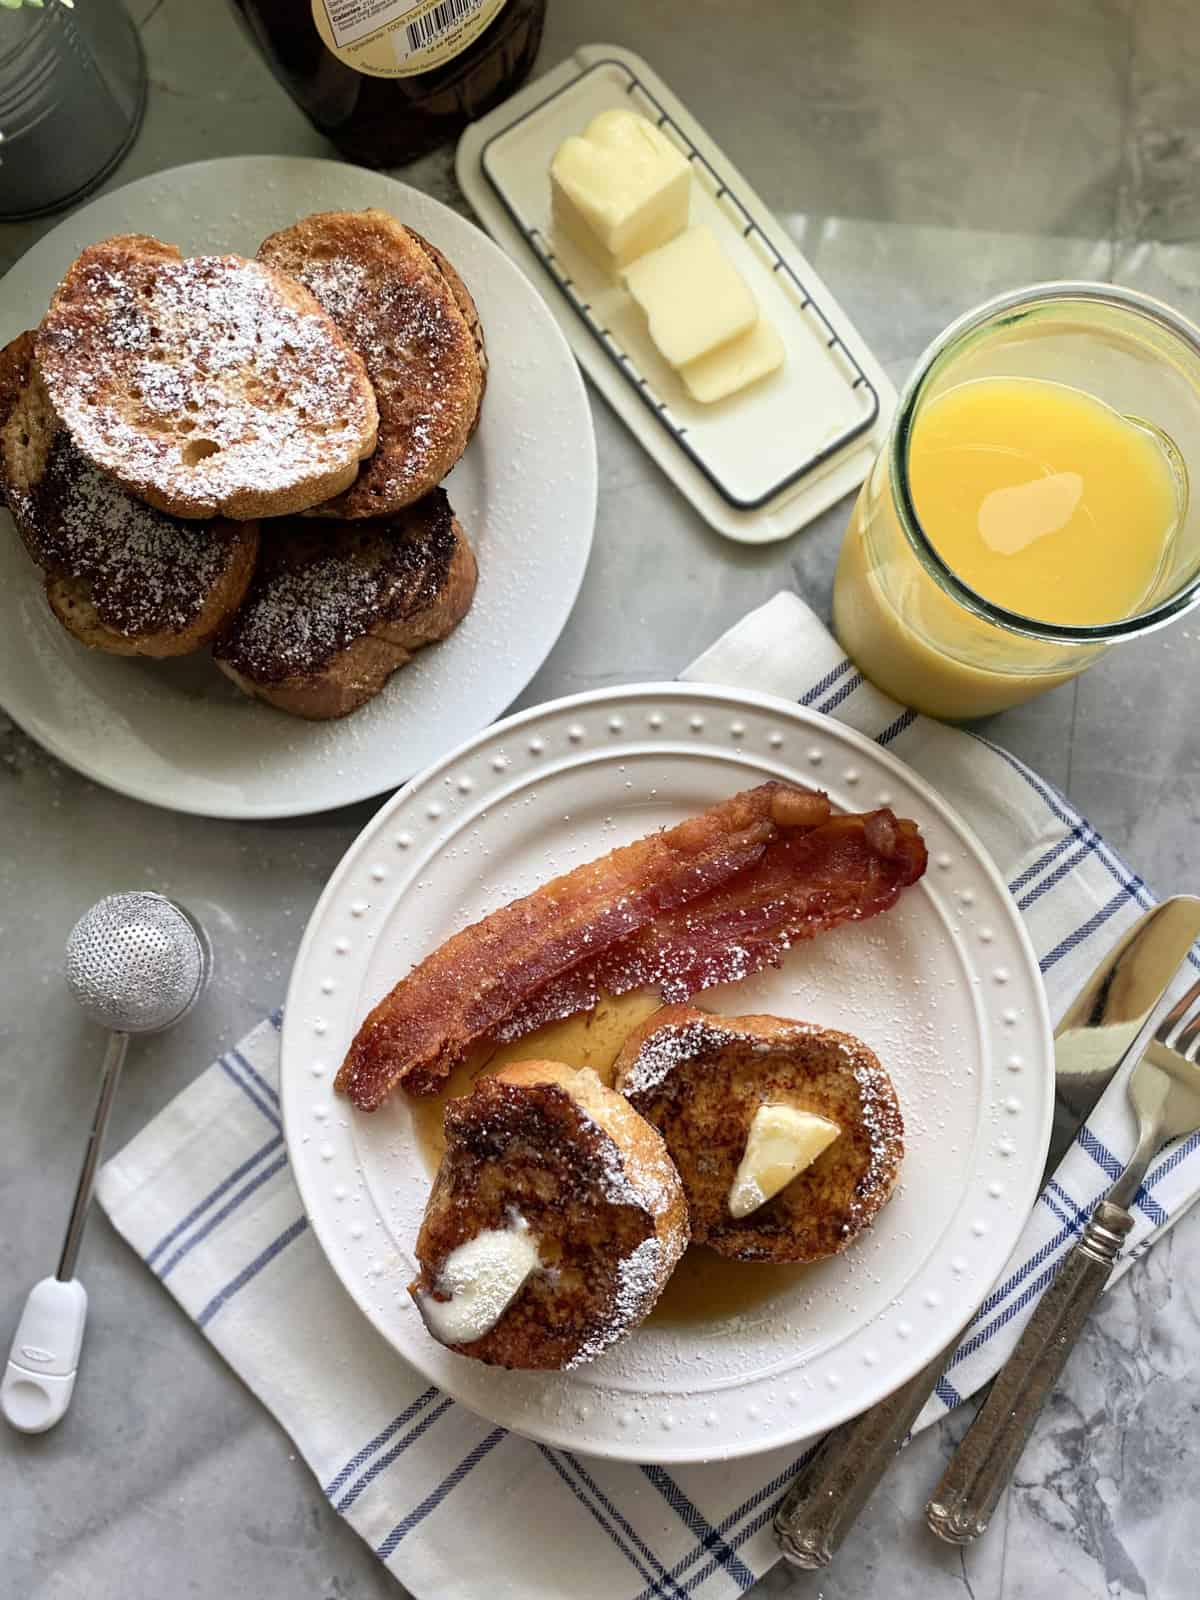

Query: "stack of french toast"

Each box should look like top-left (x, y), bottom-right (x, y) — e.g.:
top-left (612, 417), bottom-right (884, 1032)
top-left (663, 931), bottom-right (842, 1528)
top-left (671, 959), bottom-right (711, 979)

top-left (0, 209), bottom-right (485, 719)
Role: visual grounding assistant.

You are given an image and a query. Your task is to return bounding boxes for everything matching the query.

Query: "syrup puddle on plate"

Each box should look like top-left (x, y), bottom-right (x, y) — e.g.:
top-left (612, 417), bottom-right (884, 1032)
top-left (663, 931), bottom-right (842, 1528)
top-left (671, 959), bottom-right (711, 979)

top-left (409, 988), bottom-right (810, 1328)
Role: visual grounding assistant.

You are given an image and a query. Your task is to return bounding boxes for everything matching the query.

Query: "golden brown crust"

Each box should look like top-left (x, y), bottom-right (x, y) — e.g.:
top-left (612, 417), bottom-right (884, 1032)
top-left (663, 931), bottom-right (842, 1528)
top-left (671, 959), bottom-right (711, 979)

top-left (45, 534), bottom-right (257, 657)
top-left (614, 1006), bottom-right (904, 1263)
top-left (212, 489), bottom-right (476, 719)
top-left (36, 234), bottom-right (378, 520)
top-left (0, 330), bottom-right (38, 513)
top-left (0, 330), bottom-right (35, 443)
top-left (1, 343), bottom-right (55, 556)
top-left (405, 228), bottom-right (487, 444)
top-left (1, 331), bottom-right (259, 655)
top-left (257, 210), bottom-right (485, 518)
top-left (410, 1062), bottom-right (688, 1370)
top-left (497, 1062), bottom-right (686, 1230)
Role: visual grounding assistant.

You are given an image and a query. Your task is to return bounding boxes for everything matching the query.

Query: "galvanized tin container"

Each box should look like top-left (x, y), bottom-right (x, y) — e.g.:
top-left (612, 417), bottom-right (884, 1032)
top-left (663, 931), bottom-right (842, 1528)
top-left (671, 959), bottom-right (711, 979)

top-left (0, 0), bottom-right (146, 220)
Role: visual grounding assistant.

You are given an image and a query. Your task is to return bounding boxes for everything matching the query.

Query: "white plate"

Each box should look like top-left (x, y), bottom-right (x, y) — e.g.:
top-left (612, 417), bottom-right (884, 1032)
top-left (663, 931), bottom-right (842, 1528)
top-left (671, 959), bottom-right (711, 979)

top-left (282, 684), bottom-right (1052, 1463)
top-left (0, 156), bottom-right (596, 819)
top-left (457, 44), bottom-right (896, 543)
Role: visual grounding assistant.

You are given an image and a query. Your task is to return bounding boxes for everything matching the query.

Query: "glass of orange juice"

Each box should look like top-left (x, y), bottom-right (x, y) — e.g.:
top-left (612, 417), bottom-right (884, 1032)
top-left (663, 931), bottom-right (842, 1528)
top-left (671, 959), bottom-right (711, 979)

top-left (833, 283), bottom-right (1200, 719)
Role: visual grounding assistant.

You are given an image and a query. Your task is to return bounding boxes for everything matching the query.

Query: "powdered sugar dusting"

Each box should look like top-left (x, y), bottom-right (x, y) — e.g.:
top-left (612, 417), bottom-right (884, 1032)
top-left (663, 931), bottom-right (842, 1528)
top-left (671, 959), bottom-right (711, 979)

top-left (294, 258), bottom-right (373, 333)
top-left (563, 1236), bottom-right (666, 1370)
top-left (583, 1096), bottom-right (678, 1219)
top-left (227, 557), bottom-right (382, 680)
top-left (844, 1058), bottom-right (905, 1235)
top-left (38, 243), bottom-right (375, 515)
top-left (214, 490), bottom-right (457, 683)
top-left (619, 1017), bottom-right (739, 1098)
top-left (620, 1011), bottom-right (903, 1255)
top-left (549, 1081), bottom-right (686, 1365)
top-left (12, 432), bottom-right (235, 636)
top-left (294, 250), bottom-right (461, 379)
top-left (414, 1067), bottom-right (686, 1370)
top-left (259, 217), bottom-right (480, 513)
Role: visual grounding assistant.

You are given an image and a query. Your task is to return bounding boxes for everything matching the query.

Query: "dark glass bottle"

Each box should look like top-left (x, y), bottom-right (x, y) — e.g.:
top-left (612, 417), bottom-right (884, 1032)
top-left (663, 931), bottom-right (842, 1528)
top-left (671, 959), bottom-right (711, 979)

top-left (231, 0), bottom-right (546, 168)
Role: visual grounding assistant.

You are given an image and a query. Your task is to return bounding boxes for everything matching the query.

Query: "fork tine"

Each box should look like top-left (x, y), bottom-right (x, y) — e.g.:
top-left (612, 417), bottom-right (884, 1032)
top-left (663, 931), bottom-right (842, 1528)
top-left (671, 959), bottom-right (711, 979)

top-left (1176, 1011), bottom-right (1200, 1061)
top-left (1155, 976), bottom-right (1200, 1045)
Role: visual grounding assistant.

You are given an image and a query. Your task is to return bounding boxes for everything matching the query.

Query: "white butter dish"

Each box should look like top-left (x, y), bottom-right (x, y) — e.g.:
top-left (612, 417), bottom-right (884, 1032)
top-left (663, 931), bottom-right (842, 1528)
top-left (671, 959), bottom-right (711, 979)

top-left (457, 43), bottom-right (896, 544)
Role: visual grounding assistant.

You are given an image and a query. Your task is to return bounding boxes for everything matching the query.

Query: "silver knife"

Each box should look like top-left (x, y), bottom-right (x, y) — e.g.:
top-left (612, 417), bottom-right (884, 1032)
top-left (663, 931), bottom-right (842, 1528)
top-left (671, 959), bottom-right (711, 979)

top-left (773, 893), bottom-right (1200, 1569)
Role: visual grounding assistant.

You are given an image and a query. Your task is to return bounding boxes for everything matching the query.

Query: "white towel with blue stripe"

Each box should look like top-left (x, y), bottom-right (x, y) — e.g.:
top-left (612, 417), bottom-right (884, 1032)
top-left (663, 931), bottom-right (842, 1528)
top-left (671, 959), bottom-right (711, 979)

top-left (95, 593), bottom-right (1200, 1600)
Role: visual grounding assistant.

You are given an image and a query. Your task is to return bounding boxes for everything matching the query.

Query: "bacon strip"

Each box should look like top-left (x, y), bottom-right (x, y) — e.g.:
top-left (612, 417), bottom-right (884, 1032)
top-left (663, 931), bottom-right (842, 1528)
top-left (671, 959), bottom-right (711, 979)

top-left (496, 810), bottom-right (928, 1041)
top-left (336, 783), bottom-right (832, 1108)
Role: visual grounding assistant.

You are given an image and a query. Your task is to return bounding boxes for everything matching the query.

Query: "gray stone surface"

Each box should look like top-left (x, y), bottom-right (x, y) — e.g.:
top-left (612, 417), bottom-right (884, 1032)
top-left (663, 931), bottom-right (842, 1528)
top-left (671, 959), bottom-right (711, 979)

top-left (3, 1), bottom-right (1200, 1596)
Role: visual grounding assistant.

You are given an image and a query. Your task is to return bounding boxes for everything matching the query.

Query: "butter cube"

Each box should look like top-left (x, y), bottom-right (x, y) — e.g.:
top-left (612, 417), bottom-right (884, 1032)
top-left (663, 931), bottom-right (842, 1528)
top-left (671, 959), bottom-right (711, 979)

top-left (681, 316), bottom-right (785, 404)
top-left (551, 110), bottom-right (691, 273)
top-left (728, 1103), bottom-right (841, 1220)
top-left (623, 225), bottom-right (758, 369)
top-left (415, 1216), bottom-right (542, 1346)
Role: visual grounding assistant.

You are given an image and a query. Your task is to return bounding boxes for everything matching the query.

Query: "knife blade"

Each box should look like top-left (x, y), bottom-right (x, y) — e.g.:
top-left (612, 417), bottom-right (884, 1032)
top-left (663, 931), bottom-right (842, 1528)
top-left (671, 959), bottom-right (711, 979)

top-left (1045, 894), bottom-right (1200, 1172)
top-left (774, 893), bottom-right (1200, 1570)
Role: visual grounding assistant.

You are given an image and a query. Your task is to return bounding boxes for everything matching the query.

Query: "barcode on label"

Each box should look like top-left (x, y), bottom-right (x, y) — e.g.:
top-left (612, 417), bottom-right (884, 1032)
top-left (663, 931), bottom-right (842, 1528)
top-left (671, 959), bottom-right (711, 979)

top-left (406, 0), bottom-right (482, 50)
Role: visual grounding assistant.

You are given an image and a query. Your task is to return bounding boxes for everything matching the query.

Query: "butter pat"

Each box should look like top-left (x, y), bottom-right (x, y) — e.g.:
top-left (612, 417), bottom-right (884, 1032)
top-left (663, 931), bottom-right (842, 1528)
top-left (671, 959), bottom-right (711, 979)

top-left (728, 1103), bottom-right (841, 1220)
top-left (681, 316), bottom-right (785, 404)
top-left (551, 110), bottom-right (691, 273)
top-left (416, 1215), bottom-right (541, 1345)
top-left (623, 225), bottom-right (758, 369)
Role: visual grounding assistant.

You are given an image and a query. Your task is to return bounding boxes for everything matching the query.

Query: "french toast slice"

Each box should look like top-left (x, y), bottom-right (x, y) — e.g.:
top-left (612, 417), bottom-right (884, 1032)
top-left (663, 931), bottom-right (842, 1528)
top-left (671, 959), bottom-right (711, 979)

top-left (212, 487), bottom-right (476, 718)
top-left (0, 328), bottom-right (33, 504)
top-left (0, 331), bottom-right (258, 657)
top-left (257, 210), bottom-right (486, 518)
top-left (614, 1006), bottom-right (903, 1263)
top-left (410, 1062), bottom-right (688, 1370)
top-left (36, 234), bottom-right (378, 520)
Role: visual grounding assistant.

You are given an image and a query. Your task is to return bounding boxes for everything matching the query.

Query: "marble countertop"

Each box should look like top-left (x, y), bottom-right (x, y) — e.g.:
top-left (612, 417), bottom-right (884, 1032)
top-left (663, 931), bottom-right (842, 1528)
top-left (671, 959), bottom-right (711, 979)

top-left (4, 2), bottom-right (1199, 1596)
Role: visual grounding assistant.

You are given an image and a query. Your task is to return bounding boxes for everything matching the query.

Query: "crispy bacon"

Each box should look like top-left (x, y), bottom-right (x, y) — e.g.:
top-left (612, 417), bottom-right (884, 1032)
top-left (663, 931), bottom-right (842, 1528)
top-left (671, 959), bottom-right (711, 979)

top-left (336, 783), bottom-right (832, 1109)
top-left (496, 810), bottom-right (928, 1040)
top-left (614, 809), bottom-right (927, 996)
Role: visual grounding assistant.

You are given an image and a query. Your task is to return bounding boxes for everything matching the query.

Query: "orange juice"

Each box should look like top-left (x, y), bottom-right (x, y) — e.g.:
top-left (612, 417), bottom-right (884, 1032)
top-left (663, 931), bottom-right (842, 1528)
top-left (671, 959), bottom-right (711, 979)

top-left (834, 375), bottom-right (1184, 718)
top-left (911, 378), bottom-right (1177, 624)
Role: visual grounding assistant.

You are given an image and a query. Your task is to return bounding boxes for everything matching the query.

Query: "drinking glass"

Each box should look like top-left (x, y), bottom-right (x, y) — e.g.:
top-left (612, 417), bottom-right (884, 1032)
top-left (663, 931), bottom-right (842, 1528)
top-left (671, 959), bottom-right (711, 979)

top-left (832, 283), bottom-right (1200, 719)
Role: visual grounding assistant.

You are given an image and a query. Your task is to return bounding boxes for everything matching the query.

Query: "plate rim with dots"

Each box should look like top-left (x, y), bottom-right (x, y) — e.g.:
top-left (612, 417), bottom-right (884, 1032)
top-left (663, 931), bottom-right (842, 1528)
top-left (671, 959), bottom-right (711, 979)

top-left (281, 682), bottom-right (1052, 1463)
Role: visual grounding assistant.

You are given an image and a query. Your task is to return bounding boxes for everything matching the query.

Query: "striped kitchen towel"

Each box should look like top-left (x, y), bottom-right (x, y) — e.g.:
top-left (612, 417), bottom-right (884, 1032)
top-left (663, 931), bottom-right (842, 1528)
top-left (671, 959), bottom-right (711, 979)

top-left (96, 592), bottom-right (1200, 1600)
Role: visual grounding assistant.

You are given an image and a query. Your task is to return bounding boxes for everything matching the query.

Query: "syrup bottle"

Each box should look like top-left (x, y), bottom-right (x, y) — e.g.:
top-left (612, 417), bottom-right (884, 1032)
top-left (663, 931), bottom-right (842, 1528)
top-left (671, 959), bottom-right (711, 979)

top-left (231, 0), bottom-right (547, 167)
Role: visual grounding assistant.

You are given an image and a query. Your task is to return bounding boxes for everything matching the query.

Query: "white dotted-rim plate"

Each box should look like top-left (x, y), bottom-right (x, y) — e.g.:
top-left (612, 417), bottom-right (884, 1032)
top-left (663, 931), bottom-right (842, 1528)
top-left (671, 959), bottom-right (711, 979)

top-left (282, 684), bottom-right (1052, 1463)
top-left (0, 157), bottom-right (595, 818)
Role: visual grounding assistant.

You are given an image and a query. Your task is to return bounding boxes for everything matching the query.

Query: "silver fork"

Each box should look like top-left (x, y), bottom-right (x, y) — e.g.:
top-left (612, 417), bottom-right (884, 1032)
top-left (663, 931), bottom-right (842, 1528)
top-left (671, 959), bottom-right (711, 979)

top-left (925, 975), bottom-right (1200, 1544)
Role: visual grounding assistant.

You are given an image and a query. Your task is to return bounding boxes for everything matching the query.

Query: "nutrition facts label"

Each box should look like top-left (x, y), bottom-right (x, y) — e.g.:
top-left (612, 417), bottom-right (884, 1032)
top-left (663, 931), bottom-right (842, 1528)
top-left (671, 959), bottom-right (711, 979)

top-left (320, 0), bottom-right (423, 50)
top-left (316, 0), bottom-right (501, 73)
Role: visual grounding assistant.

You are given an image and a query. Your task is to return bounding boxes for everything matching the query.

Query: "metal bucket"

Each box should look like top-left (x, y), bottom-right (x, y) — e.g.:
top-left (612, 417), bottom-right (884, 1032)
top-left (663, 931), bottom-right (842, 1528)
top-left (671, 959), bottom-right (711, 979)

top-left (0, 0), bottom-right (146, 221)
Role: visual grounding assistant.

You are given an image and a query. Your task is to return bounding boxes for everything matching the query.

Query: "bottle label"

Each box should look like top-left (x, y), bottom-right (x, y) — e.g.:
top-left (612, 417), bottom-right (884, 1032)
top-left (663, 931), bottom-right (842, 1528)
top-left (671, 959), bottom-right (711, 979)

top-left (313, 0), bottom-right (508, 78)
